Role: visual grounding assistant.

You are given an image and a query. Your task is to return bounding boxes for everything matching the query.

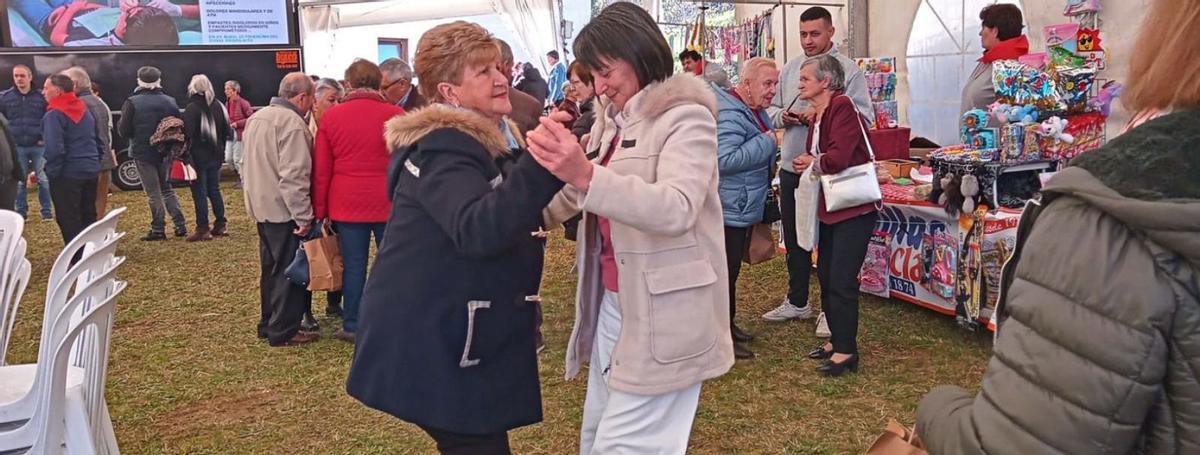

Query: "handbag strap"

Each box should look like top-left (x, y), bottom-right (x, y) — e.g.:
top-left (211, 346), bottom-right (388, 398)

top-left (808, 95), bottom-right (876, 164)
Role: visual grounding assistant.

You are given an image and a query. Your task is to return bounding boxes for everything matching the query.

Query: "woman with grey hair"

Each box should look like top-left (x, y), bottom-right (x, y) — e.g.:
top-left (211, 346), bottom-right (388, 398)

top-left (183, 74), bottom-right (231, 241)
top-left (309, 77), bottom-right (343, 136)
top-left (791, 54), bottom-right (878, 376)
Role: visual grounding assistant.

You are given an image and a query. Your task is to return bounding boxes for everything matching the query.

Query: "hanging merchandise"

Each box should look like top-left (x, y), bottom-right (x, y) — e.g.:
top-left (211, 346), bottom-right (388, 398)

top-left (701, 9), bottom-right (777, 71)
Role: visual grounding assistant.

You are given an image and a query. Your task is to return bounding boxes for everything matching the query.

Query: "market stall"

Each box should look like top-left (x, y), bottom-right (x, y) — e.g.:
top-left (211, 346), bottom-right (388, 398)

top-left (853, 0), bottom-right (1120, 331)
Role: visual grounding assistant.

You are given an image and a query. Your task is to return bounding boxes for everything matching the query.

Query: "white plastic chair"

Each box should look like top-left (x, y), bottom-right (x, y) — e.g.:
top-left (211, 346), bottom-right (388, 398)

top-left (0, 239), bottom-right (124, 455)
top-left (0, 211), bottom-right (27, 365)
top-left (0, 273), bottom-right (124, 454)
top-left (0, 238), bottom-right (30, 366)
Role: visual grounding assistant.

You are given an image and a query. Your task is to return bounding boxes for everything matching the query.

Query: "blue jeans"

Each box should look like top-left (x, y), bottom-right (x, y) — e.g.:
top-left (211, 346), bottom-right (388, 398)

top-left (336, 221), bottom-right (385, 333)
top-left (188, 162), bottom-right (226, 228)
top-left (15, 145), bottom-right (52, 219)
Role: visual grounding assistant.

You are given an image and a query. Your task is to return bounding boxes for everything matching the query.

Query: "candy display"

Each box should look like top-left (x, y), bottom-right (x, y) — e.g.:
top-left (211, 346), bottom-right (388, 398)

top-left (1090, 81), bottom-right (1122, 116)
top-left (1056, 67), bottom-right (1096, 113)
top-left (873, 101), bottom-right (899, 129)
top-left (855, 57), bottom-right (895, 74)
top-left (1000, 124), bottom-right (1041, 162)
top-left (866, 72), bottom-right (897, 102)
top-left (923, 231), bottom-right (957, 300)
top-left (1078, 50), bottom-right (1107, 70)
top-left (859, 231), bottom-right (892, 298)
top-left (1018, 52), bottom-right (1047, 70)
top-left (992, 61), bottom-right (1058, 107)
top-left (1044, 23), bottom-right (1080, 54)
top-left (1042, 112), bottom-right (1106, 161)
top-left (1064, 0), bottom-right (1101, 16)
top-left (1048, 46), bottom-right (1086, 68)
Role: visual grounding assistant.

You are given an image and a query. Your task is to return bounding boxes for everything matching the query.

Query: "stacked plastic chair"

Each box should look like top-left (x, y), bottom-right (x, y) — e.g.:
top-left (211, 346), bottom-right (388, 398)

top-left (0, 207), bottom-right (127, 454)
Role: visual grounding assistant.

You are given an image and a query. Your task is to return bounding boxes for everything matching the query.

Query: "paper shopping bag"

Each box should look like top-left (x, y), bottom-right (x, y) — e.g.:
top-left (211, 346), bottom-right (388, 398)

top-left (866, 419), bottom-right (928, 455)
top-left (304, 222), bottom-right (343, 292)
top-left (743, 223), bottom-right (777, 265)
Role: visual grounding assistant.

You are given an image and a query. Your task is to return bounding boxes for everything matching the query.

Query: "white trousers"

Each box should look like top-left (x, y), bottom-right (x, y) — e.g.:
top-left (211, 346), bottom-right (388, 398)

top-left (579, 291), bottom-right (702, 455)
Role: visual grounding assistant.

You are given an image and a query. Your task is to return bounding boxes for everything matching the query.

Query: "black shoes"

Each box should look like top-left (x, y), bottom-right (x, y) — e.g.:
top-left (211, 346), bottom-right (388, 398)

top-left (816, 354), bottom-right (860, 377)
top-left (731, 324), bottom-right (754, 343)
top-left (140, 231), bottom-right (167, 241)
top-left (734, 342), bottom-right (755, 359)
top-left (808, 344), bottom-right (834, 360)
top-left (300, 312), bottom-right (320, 333)
top-left (174, 227), bottom-right (188, 237)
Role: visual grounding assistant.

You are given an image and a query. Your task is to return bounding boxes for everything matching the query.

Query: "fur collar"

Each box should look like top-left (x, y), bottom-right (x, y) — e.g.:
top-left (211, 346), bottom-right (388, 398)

top-left (625, 73), bottom-right (718, 121)
top-left (385, 104), bottom-right (521, 158)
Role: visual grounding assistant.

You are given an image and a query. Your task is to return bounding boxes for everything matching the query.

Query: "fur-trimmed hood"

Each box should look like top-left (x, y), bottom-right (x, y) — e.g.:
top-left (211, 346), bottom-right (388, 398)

top-left (384, 104), bottom-right (523, 158)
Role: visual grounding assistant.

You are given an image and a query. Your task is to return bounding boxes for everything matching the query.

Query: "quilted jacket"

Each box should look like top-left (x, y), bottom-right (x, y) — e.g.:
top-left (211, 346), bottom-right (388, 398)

top-left (916, 107), bottom-right (1200, 454)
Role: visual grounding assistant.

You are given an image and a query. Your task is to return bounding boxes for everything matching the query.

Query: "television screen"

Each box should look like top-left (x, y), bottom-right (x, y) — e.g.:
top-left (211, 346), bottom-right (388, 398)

top-left (6, 0), bottom-right (290, 47)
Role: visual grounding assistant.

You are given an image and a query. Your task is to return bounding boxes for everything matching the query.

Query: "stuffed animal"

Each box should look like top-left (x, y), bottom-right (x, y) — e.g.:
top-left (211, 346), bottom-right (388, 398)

top-left (991, 103), bottom-right (1040, 124)
top-left (1038, 116), bottom-right (1075, 144)
top-left (1090, 81), bottom-right (1122, 116)
top-left (961, 174), bottom-right (980, 214)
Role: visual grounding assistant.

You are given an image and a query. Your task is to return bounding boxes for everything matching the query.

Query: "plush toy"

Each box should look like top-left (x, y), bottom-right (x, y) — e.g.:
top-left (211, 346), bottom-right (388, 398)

top-left (1038, 116), bottom-right (1076, 144)
top-left (961, 174), bottom-right (981, 214)
top-left (1090, 81), bottom-right (1123, 116)
top-left (991, 103), bottom-right (1040, 124)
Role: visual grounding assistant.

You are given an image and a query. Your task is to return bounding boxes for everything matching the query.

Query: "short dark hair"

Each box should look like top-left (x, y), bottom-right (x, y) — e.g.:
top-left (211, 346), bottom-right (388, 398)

top-left (980, 4), bottom-right (1024, 41)
top-left (547, 50), bottom-right (560, 60)
top-left (678, 50), bottom-right (702, 63)
top-left (575, 2), bottom-right (672, 89)
top-left (800, 6), bottom-right (832, 24)
top-left (124, 7), bottom-right (179, 45)
top-left (568, 61), bottom-right (592, 86)
top-left (48, 74), bottom-right (74, 93)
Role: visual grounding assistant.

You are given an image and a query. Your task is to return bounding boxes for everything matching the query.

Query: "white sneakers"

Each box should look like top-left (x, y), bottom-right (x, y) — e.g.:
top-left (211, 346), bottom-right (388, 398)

top-left (761, 298), bottom-right (815, 321)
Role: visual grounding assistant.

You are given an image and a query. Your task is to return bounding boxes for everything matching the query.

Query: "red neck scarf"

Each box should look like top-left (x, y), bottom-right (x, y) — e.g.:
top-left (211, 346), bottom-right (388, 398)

top-left (48, 92), bottom-right (87, 123)
top-left (980, 35), bottom-right (1030, 64)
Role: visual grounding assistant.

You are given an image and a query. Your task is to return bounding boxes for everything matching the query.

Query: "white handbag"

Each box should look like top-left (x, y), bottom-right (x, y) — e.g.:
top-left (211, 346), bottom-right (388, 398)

top-left (814, 98), bottom-right (882, 212)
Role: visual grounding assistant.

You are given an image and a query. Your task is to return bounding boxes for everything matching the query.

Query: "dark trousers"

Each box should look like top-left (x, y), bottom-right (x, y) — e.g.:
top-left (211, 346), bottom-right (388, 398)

top-left (778, 170), bottom-right (814, 307)
top-left (257, 222), bottom-right (312, 345)
top-left (816, 212), bottom-right (877, 355)
top-left (48, 176), bottom-right (98, 245)
top-left (0, 179), bottom-right (17, 211)
top-left (419, 425), bottom-right (511, 455)
top-left (189, 162), bottom-right (226, 228)
top-left (335, 221), bottom-right (385, 332)
top-left (723, 225), bottom-right (749, 325)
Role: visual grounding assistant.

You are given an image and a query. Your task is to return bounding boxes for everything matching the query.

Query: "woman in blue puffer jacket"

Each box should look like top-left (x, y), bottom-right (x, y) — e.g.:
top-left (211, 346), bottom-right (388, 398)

top-left (712, 57), bottom-right (780, 360)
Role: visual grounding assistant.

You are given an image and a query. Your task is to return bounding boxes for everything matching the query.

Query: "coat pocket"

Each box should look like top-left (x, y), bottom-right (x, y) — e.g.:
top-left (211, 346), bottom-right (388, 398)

top-left (644, 260), bottom-right (719, 363)
top-left (459, 300), bottom-right (491, 368)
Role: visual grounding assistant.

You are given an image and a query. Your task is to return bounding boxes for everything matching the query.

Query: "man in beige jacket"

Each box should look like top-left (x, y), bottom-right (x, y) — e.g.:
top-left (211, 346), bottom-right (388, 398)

top-left (242, 72), bottom-right (318, 347)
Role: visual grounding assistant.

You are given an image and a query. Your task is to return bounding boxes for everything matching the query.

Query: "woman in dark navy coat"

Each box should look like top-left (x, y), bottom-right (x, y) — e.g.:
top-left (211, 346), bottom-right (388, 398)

top-left (345, 21), bottom-right (563, 454)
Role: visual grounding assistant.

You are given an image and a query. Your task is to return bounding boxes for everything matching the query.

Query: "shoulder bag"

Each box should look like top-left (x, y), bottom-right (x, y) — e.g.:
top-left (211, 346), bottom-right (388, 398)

top-left (816, 96), bottom-right (882, 212)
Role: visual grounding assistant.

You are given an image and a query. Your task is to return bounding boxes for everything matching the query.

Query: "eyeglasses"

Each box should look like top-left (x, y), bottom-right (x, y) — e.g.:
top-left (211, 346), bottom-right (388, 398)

top-left (382, 78), bottom-right (410, 91)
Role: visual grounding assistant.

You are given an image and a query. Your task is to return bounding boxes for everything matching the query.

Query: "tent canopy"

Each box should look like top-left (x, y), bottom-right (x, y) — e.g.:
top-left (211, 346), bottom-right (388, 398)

top-left (299, 0), bottom-right (563, 73)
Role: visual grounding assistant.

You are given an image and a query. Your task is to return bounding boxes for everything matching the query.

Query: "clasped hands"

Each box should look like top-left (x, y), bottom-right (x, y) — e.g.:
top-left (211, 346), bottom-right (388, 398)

top-left (526, 112), bottom-right (594, 191)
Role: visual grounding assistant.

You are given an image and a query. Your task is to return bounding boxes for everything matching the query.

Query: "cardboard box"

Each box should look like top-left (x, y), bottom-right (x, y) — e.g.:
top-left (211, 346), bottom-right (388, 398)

top-left (880, 159), bottom-right (921, 179)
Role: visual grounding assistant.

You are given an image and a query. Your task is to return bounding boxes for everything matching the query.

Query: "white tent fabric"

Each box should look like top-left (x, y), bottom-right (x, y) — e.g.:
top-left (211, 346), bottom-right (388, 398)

top-left (298, 0), bottom-right (562, 74)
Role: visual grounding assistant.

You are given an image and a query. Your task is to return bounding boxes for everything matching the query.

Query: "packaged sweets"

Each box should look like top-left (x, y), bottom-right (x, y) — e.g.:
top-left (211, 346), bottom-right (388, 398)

top-left (859, 231), bottom-right (892, 298)
top-left (1044, 23), bottom-right (1080, 54)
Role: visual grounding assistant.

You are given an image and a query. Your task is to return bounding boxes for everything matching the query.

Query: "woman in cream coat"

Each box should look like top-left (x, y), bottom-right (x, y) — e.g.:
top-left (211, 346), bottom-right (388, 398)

top-left (529, 3), bottom-right (734, 454)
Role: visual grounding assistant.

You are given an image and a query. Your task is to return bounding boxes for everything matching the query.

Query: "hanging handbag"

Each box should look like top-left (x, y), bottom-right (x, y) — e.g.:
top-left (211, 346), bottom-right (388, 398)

top-left (817, 96), bottom-right (883, 212)
top-left (760, 165), bottom-right (782, 224)
top-left (167, 158), bottom-right (197, 184)
top-left (284, 244), bottom-right (309, 287)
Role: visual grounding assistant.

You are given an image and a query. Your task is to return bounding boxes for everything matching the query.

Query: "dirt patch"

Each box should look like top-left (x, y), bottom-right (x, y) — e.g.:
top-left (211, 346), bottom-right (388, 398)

top-left (155, 389), bottom-right (286, 441)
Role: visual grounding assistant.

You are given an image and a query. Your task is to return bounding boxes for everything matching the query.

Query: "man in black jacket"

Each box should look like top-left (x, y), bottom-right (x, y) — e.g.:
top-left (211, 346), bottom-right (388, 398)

top-left (119, 66), bottom-right (187, 241)
top-left (0, 114), bottom-right (23, 210)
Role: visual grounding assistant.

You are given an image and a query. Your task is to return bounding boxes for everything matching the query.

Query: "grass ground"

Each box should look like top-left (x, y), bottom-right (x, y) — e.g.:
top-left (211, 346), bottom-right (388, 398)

top-left (8, 182), bottom-right (992, 454)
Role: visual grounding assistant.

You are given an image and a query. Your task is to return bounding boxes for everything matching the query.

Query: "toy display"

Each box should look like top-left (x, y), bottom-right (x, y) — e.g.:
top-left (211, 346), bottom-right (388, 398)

top-left (1056, 67), bottom-right (1096, 113)
top-left (1044, 24), bottom-right (1080, 54)
top-left (856, 57), bottom-right (895, 74)
top-left (1090, 81), bottom-right (1122, 116)
top-left (1018, 52), bottom-right (1047, 70)
top-left (923, 231), bottom-right (957, 301)
top-left (992, 61), bottom-right (1058, 107)
top-left (858, 57), bottom-right (899, 129)
top-left (859, 231), bottom-right (892, 298)
top-left (1076, 28), bottom-right (1103, 52)
top-left (873, 101), bottom-right (899, 129)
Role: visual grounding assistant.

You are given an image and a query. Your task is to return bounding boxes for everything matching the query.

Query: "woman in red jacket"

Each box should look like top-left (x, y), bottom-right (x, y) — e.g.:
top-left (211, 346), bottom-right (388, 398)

top-left (792, 54), bottom-right (879, 377)
top-left (313, 59), bottom-right (406, 342)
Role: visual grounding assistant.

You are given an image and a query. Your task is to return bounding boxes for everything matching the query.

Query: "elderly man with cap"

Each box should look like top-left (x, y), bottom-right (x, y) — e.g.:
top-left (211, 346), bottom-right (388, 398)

top-left (119, 65), bottom-right (186, 241)
top-left (379, 58), bottom-right (426, 112)
top-left (62, 66), bottom-right (115, 219)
